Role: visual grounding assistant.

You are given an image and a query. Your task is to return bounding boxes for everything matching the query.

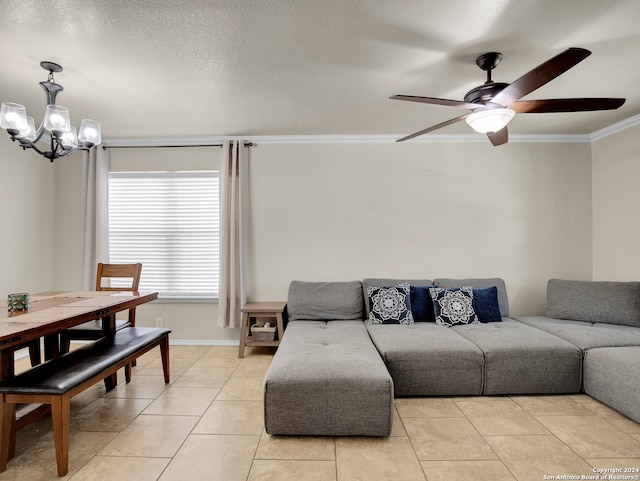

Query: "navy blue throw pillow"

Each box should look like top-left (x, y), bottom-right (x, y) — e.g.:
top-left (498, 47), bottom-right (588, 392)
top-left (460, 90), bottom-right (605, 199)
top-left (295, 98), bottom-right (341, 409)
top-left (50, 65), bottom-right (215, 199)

top-left (410, 285), bottom-right (436, 321)
top-left (473, 286), bottom-right (502, 322)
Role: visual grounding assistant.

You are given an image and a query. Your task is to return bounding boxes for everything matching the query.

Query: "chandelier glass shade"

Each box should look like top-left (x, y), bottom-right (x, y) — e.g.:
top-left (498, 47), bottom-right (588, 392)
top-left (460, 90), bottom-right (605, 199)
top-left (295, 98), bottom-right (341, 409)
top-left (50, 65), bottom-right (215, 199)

top-left (0, 61), bottom-right (101, 161)
top-left (465, 107), bottom-right (516, 134)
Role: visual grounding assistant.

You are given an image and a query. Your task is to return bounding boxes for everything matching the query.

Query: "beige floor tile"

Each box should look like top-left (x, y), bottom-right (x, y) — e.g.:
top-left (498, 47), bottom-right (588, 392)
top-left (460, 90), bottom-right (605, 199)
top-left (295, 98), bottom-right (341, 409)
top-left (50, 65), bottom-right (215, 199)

top-left (573, 396), bottom-right (630, 420)
top-left (403, 417), bottom-right (497, 461)
top-left (510, 395), bottom-right (594, 416)
top-left (536, 415), bottom-right (640, 458)
top-left (70, 397), bottom-right (152, 432)
top-left (158, 434), bottom-right (260, 481)
top-left (99, 414), bottom-right (199, 457)
top-left (608, 416), bottom-right (640, 434)
top-left (456, 398), bottom-right (549, 435)
top-left (420, 460), bottom-right (517, 481)
top-left (134, 348), bottom-right (161, 368)
top-left (103, 374), bottom-right (170, 399)
top-left (168, 345), bottom-right (211, 359)
top-left (455, 398), bottom-right (524, 416)
top-left (201, 345), bottom-right (241, 358)
top-left (256, 431), bottom-right (336, 460)
top-left (216, 376), bottom-right (264, 401)
top-left (586, 406), bottom-right (640, 436)
top-left (7, 430), bottom-right (116, 480)
top-left (70, 383), bottom-right (109, 411)
top-left (172, 366), bottom-right (236, 388)
top-left (233, 358), bottom-right (272, 377)
top-left (194, 400), bottom-right (264, 434)
top-left (248, 460), bottom-right (336, 481)
top-left (136, 356), bottom-right (196, 378)
top-left (486, 434), bottom-right (603, 481)
top-left (192, 354), bottom-right (242, 368)
top-left (633, 434), bottom-right (640, 442)
top-left (585, 458), bottom-right (640, 473)
top-left (395, 397), bottom-right (464, 418)
top-left (390, 408), bottom-right (407, 437)
top-left (69, 455), bottom-right (170, 481)
top-left (336, 437), bottom-right (426, 481)
top-left (143, 386), bottom-right (219, 415)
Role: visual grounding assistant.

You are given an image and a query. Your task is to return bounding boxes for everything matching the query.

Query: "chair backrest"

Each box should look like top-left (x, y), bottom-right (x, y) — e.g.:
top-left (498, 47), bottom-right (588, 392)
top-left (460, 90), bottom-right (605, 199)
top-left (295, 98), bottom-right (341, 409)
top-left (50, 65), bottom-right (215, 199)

top-left (96, 263), bottom-right (142, 325)
top-left (96, 263), bottom-right (142, 292)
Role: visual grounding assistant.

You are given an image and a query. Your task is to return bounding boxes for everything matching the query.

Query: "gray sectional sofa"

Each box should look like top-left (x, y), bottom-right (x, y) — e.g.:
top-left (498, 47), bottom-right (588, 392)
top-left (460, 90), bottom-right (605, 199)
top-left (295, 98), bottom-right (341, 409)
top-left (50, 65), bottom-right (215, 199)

top-left (263, 278), bottom-right (640, 436)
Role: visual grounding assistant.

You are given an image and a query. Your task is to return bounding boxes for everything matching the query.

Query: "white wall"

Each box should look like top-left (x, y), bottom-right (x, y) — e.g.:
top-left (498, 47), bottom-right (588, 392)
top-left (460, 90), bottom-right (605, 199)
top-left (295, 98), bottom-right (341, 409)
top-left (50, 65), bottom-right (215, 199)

top-left (592, 124), bottom-right (640, 280)
top-left (247, 141), bottom-right (593, 316)
top-left (0, 139), bottom-right (56, 296)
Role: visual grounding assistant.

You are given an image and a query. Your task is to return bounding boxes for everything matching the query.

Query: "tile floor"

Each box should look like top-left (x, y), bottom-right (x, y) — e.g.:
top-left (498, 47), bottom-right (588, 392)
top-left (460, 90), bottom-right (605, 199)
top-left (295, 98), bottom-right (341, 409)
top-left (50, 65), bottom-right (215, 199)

top-left (4, 345), bottom-right (640, 481)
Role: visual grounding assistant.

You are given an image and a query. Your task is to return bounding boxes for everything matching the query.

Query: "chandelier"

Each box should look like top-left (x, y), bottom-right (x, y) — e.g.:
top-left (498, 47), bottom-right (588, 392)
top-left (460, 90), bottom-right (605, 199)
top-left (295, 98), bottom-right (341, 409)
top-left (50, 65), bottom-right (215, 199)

top-left (0, 61), bottom-right (101, 161)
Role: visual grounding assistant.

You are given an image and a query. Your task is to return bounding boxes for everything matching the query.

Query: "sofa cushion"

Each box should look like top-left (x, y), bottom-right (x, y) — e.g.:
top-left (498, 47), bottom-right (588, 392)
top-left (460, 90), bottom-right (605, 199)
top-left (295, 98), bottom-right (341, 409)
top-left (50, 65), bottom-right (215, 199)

top-left (367, 283), bottom-right (414, 325)
top-left (514, 316), bottom-right (640, 351)
top-left (264, 320), bottom-right (394, 436)
top-left (362, 278), bottom-right (433, 319)
top-left (584, 346), bottom-right (640, 424)
top-left (429, 287), bottom-right (479, 327)
top-left (366, 323), bottom-right (484, 396)
top-left (452, 319), bottom-right (583, 395)
top-left (434, 278), bottom-right (509, 318)
top-left (547, 279), bottom-right (640, 327)
top-left (287, 280), bottom-right (363, 321)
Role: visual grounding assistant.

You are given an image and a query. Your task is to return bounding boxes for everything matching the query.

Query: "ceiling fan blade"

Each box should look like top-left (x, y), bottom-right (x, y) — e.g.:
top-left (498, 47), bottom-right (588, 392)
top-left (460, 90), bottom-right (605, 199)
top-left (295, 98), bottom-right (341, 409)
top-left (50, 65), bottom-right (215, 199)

top-left (396, 114), bottom-right (469, 142)
top-left (511, 98), bottom-right (625, 113)
top-left (492, 48), bottom-right (592, 106)
top-left (390, 95), bottom-right (482, 110)
top-left (487, 127), bottom-right (508, 146)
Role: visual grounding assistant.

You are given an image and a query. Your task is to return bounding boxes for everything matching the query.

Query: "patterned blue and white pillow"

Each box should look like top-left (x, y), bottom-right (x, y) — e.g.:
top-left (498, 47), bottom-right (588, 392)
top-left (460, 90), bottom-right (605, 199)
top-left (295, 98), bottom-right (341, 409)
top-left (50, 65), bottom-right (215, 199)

top-left (368, 283), bottom-right (414, 325)
top-left (429, 286), bottom-right (479, 327)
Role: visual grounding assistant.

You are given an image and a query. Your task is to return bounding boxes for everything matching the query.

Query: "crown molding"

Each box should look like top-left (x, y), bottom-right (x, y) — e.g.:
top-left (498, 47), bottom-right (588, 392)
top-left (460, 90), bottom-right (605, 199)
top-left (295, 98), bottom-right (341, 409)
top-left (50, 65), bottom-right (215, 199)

top-left (590, 113), bottom-right (640, 142)
top-left (104, 133), bottom-right (590, 147)
top-left (103, 114), bottom-right (640, 147)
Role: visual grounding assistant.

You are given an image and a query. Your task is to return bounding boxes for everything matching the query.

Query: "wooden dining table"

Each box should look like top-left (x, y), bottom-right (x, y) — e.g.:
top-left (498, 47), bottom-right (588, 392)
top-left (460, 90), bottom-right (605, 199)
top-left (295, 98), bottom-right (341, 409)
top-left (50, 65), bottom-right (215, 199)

top-left (0, 290), bottom-right (158, 382)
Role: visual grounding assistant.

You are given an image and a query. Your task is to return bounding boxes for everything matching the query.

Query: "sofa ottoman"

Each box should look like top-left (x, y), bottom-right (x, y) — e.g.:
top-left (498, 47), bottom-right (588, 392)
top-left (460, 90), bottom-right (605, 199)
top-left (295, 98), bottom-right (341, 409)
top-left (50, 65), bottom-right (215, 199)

top-left (584, 346), bottom-right (640, 424)
top-left (263, 281), bottom-right (394, 436)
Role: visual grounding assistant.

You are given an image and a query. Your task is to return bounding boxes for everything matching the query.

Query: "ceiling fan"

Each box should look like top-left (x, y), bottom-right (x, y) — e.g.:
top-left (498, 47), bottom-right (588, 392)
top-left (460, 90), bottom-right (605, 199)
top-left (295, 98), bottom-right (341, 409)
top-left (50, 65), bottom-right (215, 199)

top-left (390, 47), bottom-right (625, 146)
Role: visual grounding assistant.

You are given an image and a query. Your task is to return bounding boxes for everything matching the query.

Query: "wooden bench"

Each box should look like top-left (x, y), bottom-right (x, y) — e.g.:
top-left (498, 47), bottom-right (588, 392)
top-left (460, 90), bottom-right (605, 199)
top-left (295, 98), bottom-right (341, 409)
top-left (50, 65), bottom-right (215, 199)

top-left (0, 326), bottom-right (171, 477)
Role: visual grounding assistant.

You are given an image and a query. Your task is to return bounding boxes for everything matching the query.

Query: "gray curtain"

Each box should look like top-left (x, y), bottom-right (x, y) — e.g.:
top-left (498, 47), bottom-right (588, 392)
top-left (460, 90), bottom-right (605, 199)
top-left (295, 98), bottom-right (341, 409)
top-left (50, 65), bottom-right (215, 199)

top-left (81, 146), bottom-right (110, 290)
top-left (218, 140), bottom-right (249, 328)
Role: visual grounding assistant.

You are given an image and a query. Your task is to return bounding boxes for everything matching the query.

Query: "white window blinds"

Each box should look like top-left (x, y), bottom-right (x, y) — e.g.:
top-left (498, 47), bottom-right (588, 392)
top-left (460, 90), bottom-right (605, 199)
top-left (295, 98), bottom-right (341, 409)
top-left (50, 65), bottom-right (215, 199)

top-left (108, 171), bottom-right (219, 299)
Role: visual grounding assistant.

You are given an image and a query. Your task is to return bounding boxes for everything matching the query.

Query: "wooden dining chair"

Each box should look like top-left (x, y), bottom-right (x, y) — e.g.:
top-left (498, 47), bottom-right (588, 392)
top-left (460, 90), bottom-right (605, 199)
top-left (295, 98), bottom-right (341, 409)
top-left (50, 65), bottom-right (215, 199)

top-left (59, 263), bottom-right (143, 353)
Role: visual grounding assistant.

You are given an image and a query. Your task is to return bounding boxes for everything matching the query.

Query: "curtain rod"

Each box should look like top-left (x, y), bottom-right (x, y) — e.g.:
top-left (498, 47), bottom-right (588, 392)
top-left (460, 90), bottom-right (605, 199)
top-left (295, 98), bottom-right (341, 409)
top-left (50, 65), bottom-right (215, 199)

top-left (103, 142), bottom-right (253, 150)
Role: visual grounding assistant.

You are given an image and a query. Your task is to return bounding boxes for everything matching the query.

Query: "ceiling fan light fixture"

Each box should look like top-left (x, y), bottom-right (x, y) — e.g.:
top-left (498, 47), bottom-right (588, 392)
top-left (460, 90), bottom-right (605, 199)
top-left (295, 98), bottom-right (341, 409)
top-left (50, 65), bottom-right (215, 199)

top-left (465, 108), bottom-right (515, 134)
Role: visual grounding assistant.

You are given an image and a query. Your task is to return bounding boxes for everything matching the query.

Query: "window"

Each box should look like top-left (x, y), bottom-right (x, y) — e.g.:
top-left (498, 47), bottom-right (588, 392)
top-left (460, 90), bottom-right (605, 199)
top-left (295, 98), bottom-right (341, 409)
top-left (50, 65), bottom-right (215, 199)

top-left (108, 171), bottom-right (219, 299)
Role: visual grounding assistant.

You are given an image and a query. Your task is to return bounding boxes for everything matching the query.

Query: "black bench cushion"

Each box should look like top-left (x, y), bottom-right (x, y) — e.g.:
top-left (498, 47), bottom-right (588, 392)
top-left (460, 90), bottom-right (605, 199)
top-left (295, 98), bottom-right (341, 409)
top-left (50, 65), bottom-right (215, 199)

top-left (0, 327), bottom-right (170, 396)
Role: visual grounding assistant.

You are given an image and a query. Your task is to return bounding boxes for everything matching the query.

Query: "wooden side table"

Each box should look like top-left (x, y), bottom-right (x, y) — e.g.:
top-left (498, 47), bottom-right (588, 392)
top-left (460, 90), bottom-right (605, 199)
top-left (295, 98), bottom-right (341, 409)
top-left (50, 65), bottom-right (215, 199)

top-left (238, 301), bottom-right (287, 358)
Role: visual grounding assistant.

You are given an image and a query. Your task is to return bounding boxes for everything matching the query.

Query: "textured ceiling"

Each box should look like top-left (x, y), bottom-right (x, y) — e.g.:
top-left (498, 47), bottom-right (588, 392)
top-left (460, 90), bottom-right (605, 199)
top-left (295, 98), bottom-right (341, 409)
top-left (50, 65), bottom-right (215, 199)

top-left (1, 0), bottom-right (639, 140)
